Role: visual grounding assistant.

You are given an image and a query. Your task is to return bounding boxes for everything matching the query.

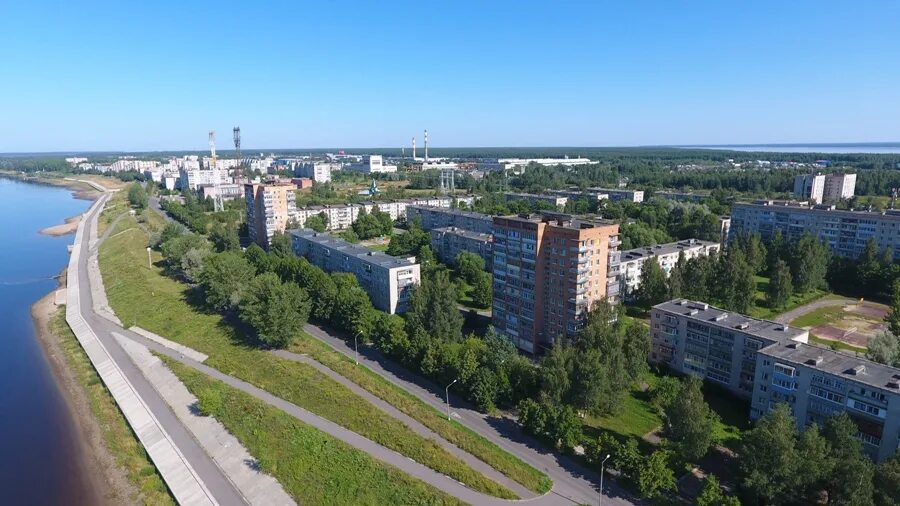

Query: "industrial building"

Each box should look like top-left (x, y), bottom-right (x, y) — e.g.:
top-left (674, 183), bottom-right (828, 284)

top-left (405, 205), bottom-right (494, 234)
top-left (290, 229), bottom-right (420, 314)
top-left (619, 239), bottom-right (720, 298)
top-left (345, 155), bottom-right (398, 174)
top-left (650, 299), bottom-right (809, 397)
top-left (430, 227), bottom-right (493, 270)
top-left (492, 213), bottom-right (620, 354)
top-left (753, 341), bottom-right (900, 462)
top-left (245, 182), bottom-right (297, 249)
top-left (729, 200), bottom-right (900, 261)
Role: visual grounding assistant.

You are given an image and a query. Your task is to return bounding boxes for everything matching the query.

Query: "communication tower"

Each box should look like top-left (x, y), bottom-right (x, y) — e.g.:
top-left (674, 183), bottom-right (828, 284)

top-left (209, 131), bottom-right (225, 212)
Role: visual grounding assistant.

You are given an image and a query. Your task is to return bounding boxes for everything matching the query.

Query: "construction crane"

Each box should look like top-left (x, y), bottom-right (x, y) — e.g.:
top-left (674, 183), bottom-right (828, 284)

top-left (209, 131), bottom-right (225, 212)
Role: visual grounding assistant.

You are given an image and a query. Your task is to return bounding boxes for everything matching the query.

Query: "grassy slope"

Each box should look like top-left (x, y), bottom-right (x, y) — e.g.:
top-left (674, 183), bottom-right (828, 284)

top-left (51, 308), bottom-right (175, 505)
top-left (98, 215), bottom-right (516, 499)
top-left (165, 359), bottom-right (464, 506)
top-left (289, 333), bottom-right (553, 494)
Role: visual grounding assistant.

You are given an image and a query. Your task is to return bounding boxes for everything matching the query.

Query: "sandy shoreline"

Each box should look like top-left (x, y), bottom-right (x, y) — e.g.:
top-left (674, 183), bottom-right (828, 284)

top-left (40, 214), bottom-right (83, 236)
top-left (31, 273), bottom-right (137, 505)
top-left (0, 171), bottom-right (105, 202)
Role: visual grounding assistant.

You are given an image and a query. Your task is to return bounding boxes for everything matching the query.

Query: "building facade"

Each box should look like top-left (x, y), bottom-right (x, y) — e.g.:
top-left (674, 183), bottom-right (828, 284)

top-left (587, 188), bottom-right (645, 203)
top-left (290, 229), bottom-right (420, 314)
top-left (292, 197), bottom-right (476, 232)
top-left (245, 182), bottom-right (297, 249)
top-left (295, 162), bottom-right (334, 182)
top-left (199, 183), bottom-right (242, 201)
top-left (650, 299), bottom-right (809, 397)
top-left (406, 205), bottom-right (494, 234)
top-left (620, 239), bottom-right (720, 298)
top-left (179, 168), bottom-right (233, 190)
top-left (794, 173), bottom-right (857, 204)
top-left (492, 214), bottom-right (620, 354)
top-left (345, 155), bottom-right (398, 173)
top-left (729, 200), bottom-right (900, 261)
top-left (752, 341), bottom-right (900, 462)
top-left (654, 191), bottom-right (711, 203)
top-left (430, 227), bottom-right (493, 270)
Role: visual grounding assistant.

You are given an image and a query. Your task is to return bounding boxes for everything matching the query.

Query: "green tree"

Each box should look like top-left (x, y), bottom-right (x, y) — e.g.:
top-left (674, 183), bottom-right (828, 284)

top-left (180, 247), bottom-right (210, 284)
top-left (740, 404), bottom-right (799, 504)
top-left (886, 280), bottom-right (900, 337)
top-left (667, 251), bottom-right (686, 299)
top-left (128, 182), bottom-right (148, 209)
top-left (239, 272), bottom-right (311, 347)
top-left (635, 259), bottom-right (668, 308)
top-left (199, 251), bottom-right (256, 311)
top-left (875, 453), bottom-right (900, 506)
top-left (767, 259), bottom-right (793, 309)
top-left (743, 233), bottom-right (768, 274)
top-left (866, 332), bottom-right (900, 367)
top-left (304, 213), bottom-right (328, 232)
top-left (637, 450), bottom-right (676, 499)
top-left (471, 272), bottom-right (493, 309)
top-left (160, 233), bottom-right (210, 277)
top-left (823, 413), bottom-right (875, 506)
top-left (696, 475), bottom-right (740, 506)
top-left (720, 248), bottom-right (755, 314)
top-left (209, 223), bottom-right (240, 252)
top-left (269, 231), bottom-right (293, 257)
top-left (456, 251), bottom-right (485, 285)
top-left (649, 376), bottom-right (680, 415)
top-left (792, 423), bottom-right (832, 502)
top-left (154, 222), bottom-right (185, 247)
top-left (405, 270), bottom-right (464, 343)
top-left (789, 233), bottom-right (829, 293)
top-left (665, 376), bottom-right (718, 462)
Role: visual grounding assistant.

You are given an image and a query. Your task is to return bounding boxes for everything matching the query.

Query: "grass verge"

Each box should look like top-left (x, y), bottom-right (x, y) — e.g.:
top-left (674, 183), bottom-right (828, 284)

top-left (289, 332), bottom-right (553, 494)
top-left (810, 334), bottom-right (867, 354)
top-left (98, 215), bottom-right (516, 499)
top-left (51, 307), bottom-right (175, 505)
top-left (750, 276), bottom-right (828, 320)
top-left (163, 358), bottom-right (465, 506)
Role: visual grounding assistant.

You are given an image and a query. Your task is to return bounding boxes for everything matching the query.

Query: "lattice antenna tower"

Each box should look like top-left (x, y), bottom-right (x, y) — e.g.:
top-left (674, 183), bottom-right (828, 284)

top-left (233, 126), bottom-right (242, 179)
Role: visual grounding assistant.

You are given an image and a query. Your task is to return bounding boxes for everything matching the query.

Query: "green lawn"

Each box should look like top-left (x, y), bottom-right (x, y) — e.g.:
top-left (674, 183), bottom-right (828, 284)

top-left (365, 243), bottom-right (390, 252)
top-left (165, 359), bottom-right (464, 506)
top-left (98, 215), bottom-right (516, 499)
top-left (289, 333), bottom-right (552, 494)
top-left (702, 384), bottom-right (750, 451)
top-left (749, 275), bottom-right (828, 320)
top-left (810, 334), bottom-right (867, 354)
top-left (791, 305), bottom-right (845, 328)
top-left (52, 308), bottom-right (175, 505)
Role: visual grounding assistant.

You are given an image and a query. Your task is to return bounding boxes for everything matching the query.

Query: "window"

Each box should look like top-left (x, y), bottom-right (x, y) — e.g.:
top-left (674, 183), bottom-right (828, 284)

top-left (774, 363), bottom-right (796, 377)
top-left (809, 386), bottom-right (844, 404)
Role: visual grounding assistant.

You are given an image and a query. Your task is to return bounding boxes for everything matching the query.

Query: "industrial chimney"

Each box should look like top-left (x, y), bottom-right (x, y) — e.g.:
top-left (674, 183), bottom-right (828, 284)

top-left (412, 137), bottom-right (416, 159)
top-left (424, 129), bottom-right (429, 162)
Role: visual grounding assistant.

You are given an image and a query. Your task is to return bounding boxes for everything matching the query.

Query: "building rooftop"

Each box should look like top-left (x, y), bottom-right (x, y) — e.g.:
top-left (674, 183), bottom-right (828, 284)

top-left (504, 192), bottom-right (566, 200)
top-left (406, 204), bottom-right (492, 219)
top-left (431, 226), bottom-right (492, 242)
top-left (735, 200), bottom-right (900, 220)
top-left (759, 340), bottom-right (900, 393)
top-left (622, 239), bottom-right (719, 261)
top-left (587, 187), bottom-right (643, 194)
top-left (496, 212), bottom-right (618, 231)
top-left (653, 299), bottom-right (809, 343)
top-left (290, 229), bottom-right (418, 269)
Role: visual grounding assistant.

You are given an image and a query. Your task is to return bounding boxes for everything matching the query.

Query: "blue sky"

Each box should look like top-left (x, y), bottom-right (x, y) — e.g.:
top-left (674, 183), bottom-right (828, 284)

top-left (2, 1), bottom-right (899, 151)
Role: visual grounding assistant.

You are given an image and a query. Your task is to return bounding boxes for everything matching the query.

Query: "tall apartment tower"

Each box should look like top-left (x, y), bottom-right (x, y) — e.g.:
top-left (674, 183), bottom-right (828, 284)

top-left (491, 213), bottom-right (620, 354)
top-left (794, 173), bottom-right (826, 204)
top-left (245, 182), bottom-right (297, 249)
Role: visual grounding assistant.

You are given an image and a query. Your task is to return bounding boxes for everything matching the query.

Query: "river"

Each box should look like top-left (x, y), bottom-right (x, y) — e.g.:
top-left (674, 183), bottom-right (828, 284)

top-left (0, 178), bottom-right (97, 504)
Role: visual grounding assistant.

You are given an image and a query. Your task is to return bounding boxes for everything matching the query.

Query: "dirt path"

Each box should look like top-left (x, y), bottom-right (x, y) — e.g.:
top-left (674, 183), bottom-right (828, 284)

top-left (31, 276), bottom-right (138, 506)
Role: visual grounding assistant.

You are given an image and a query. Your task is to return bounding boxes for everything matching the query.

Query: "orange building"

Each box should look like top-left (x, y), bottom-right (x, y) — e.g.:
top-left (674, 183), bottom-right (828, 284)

top-left (245, 182), bottom-right (297, 248)
top-left (491, 213), bottom-right (620, 354)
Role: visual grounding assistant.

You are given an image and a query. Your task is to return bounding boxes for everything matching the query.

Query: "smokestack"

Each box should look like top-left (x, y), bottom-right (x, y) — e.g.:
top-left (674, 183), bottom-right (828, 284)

top-left (424, 129), bottom-right (428, 162)
top-left (412, 137), bottom-right (416, 159)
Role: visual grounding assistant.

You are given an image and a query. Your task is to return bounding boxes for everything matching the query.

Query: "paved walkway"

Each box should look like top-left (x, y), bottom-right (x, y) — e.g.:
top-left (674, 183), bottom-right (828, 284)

top-left (773, 296), bottom-right (851, 324)
top-left (70, 185), bottom-right (247, 505)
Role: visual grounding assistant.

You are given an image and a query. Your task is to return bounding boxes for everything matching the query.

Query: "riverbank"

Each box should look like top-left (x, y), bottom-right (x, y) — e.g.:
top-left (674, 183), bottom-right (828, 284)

top-left (40, 214), bottom-right (82, 236)
top-left (31, 272), bottom-right (174, 505)
top-left (0, 170), bottom-right (123, 201)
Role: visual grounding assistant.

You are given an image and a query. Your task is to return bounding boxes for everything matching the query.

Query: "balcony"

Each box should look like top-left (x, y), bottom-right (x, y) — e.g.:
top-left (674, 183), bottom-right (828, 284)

top-left (609, 237), bottom-right (621, 248)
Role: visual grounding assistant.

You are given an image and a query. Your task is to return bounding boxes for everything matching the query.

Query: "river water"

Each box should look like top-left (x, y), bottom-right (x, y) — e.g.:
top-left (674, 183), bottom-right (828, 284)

top-left (0, 178), bottom-right (96, 505)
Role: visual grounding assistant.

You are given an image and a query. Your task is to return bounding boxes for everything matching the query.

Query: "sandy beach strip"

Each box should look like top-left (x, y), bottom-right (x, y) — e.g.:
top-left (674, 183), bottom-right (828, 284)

top-left (40, 214), bottom-right (83, 236)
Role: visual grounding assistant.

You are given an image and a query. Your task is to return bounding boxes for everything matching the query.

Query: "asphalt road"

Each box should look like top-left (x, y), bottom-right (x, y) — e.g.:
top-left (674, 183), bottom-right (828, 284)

top-left (74, 191), bottom-right (247, 505)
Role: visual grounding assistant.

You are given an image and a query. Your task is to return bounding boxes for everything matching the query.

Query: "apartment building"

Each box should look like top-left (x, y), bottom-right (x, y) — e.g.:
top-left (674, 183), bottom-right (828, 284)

top-left (179, 168), bottom-right (233, 190)
top-left (245, 182), bottom-right (297, 249)
top-left (587, 188), bottom-right (645, 203)
top-left (199, 183), bottom-right (242, 201)
top-left (794, 173), bottom-right (857, 204)
top-left (654, 191), bottom-right (711, 203)
top-left (295, 161), bottom-right (335, 182)
top-left (504, 192), bottom-right (568, 209)
top-left (650, 299), bottom-right (809, 397)
top-left (292, 196), bottom-right (476, 231)
top-left (290, 229), bottom-right (420, 314)
top-left (548, 189), bottom-right (610, 202)
top-left (620, 239), bottom-right (720, 298)
top-left (430, 227), bottom-right (493, 270)
top-left (753, 341), bottom-right (900, 462)
top-left (406, 205), bottom-right (494, 234)
top-left (729, 200), bottom-right (900, 261)
top-left (492, 214), bottom-right (620, 354)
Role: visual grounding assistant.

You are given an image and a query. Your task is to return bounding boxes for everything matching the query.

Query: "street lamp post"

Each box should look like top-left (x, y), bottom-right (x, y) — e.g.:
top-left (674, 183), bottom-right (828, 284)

top-left (354, 331), bottom-right (360, 365)
top-left (599, 454), bottom-right (610, 506)
top-left (445, 378), bottom-right (458, 421)
top-left (146, 247), bottom-right (152, 268)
